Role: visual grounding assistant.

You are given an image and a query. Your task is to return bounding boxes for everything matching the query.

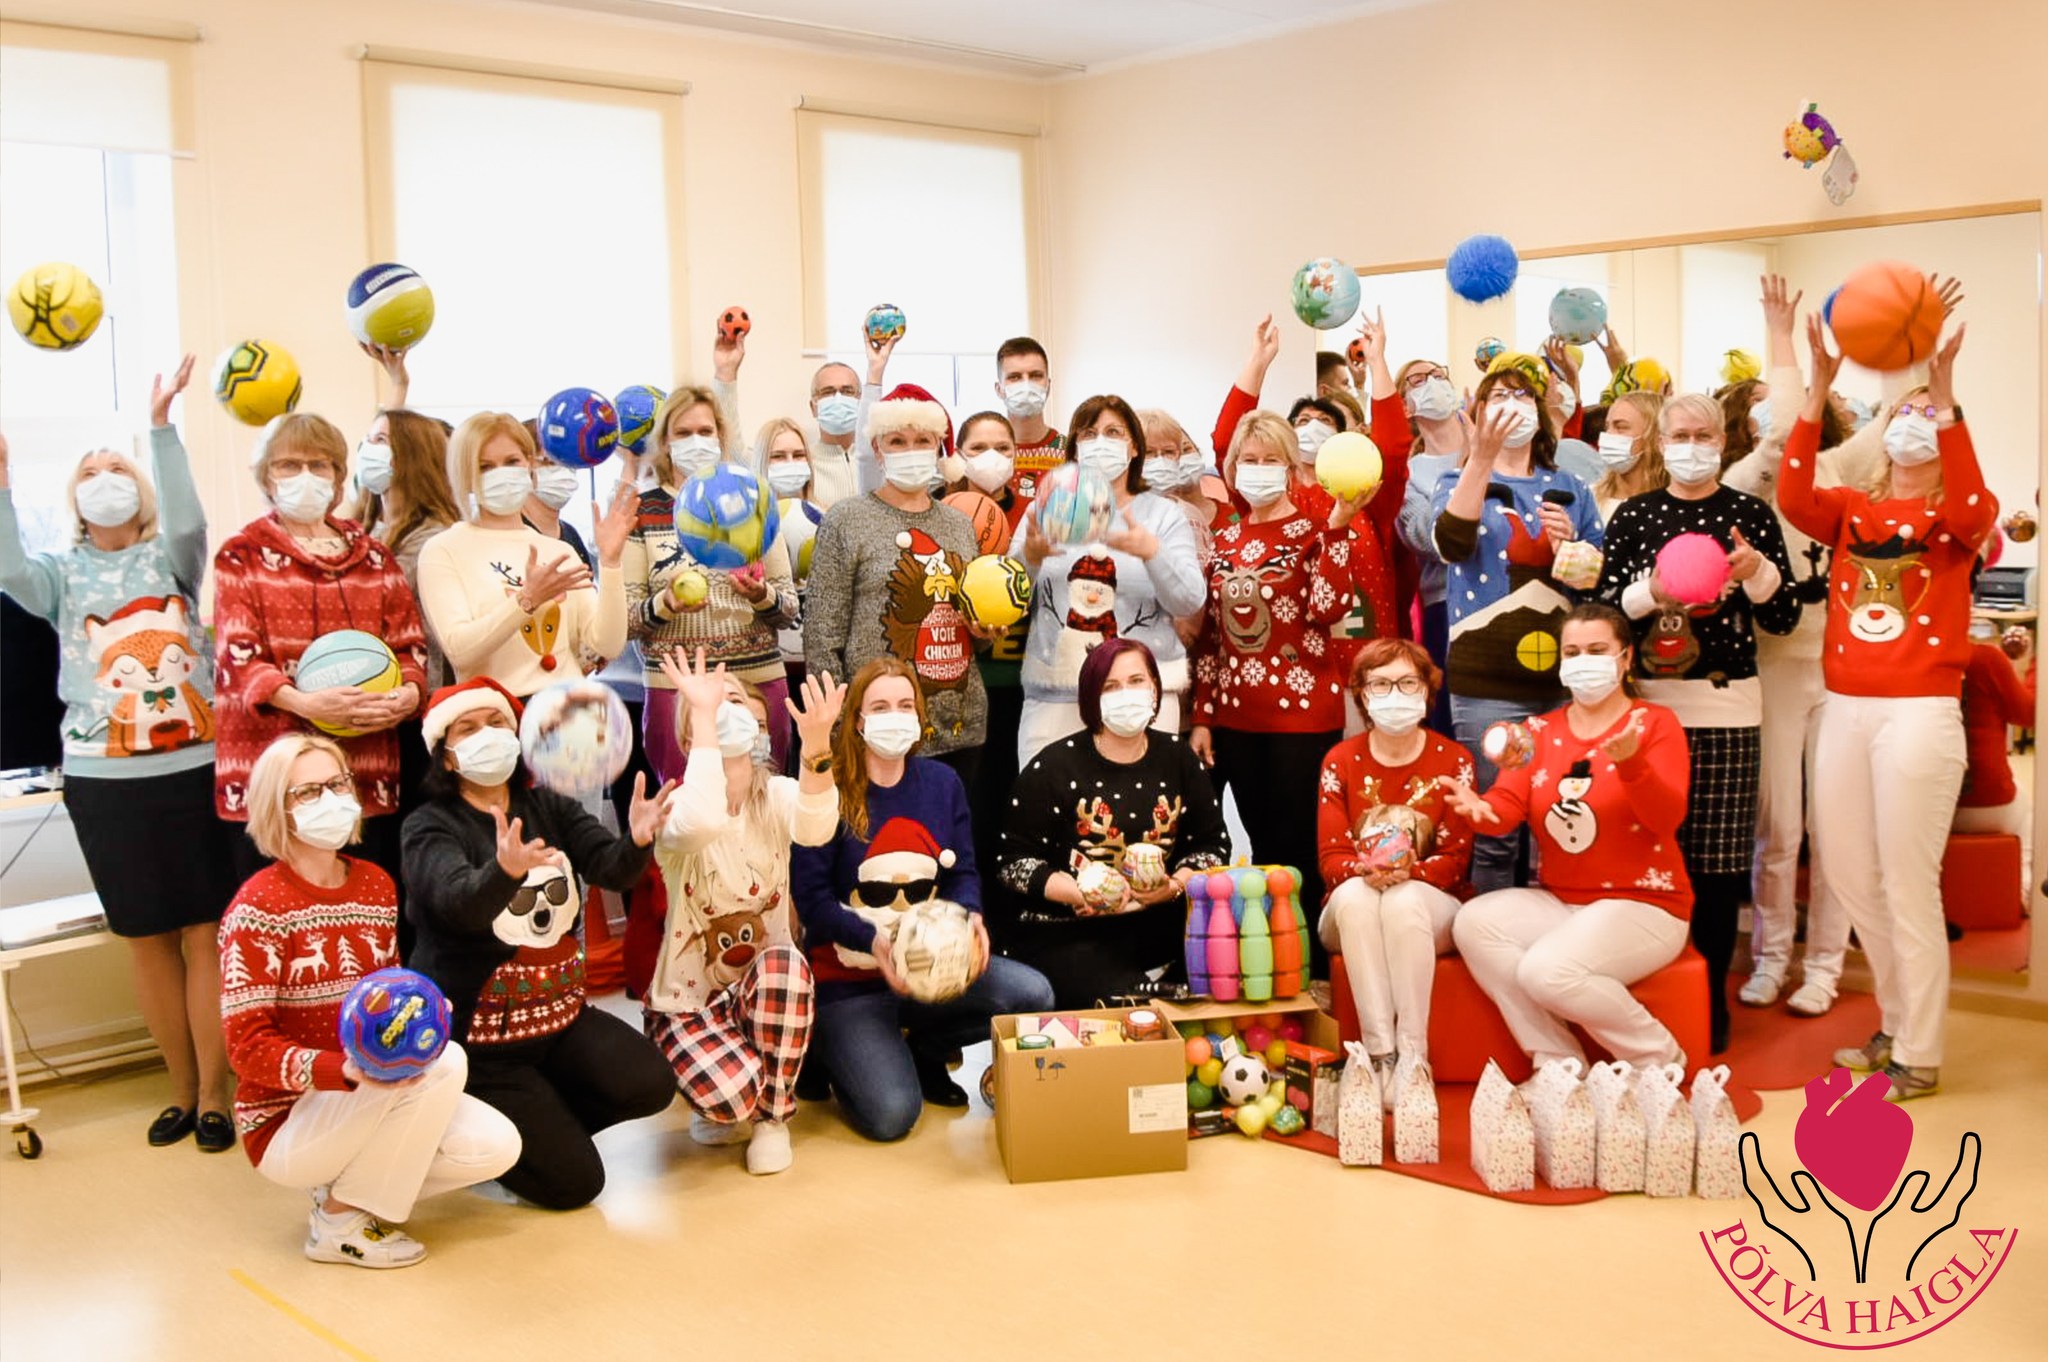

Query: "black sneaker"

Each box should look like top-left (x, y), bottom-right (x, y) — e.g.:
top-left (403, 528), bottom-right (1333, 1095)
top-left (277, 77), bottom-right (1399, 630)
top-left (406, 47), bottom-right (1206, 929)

top-left (914, 1052), bottom-right (969, 1108)
top-left (147, 1106), bottom-right (195, 1147)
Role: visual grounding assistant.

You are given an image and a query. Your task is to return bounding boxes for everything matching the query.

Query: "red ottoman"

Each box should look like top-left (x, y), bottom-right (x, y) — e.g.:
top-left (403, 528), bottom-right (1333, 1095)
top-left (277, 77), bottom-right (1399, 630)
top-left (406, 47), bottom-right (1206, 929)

top-left (1941, 833), bottom-right (2025, 930)
top-left (1329, 948), bottom-right (1710, 1083)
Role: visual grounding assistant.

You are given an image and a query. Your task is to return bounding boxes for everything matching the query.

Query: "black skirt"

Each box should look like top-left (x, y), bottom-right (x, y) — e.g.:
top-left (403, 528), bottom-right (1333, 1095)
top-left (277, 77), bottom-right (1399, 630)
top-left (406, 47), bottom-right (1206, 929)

top-left (1676, 726), bottom-right (1763, 877)
top-left (64, 764), bottom-right (239, 938)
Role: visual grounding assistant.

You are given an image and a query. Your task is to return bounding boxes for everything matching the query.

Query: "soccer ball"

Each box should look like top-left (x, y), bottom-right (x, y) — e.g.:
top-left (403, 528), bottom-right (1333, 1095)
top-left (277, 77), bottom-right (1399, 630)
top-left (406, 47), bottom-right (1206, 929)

top-left (9, 262), bottom-right (103, 351)
top-left (890, 900), bottom-right (978, 1004)
top-left (674, 464), bottom-right (780, 569)
top-left (538, 387), bottom-right (620, 469)
top-left (1218, 1054), bottom-right (1271, 1108)
top-left (344, 263), bottom-right (435, 349)
top-left (1036, 462), bottom-right (1114, 547)
top-left (293, 630), bottom-right (402, 737)
top-left (338, 968), bottom-right (451, 1083)
top-left (212, 339), bottom-right (303, 426)
top-left (717, 306), bottom-right (751, 342)
top-left (958, 555), bottom-right (1032, 630)
top-left (778, 497), bottom-right (825, 581)
top-left (520, 680), bottom-right (632, 797)
top-left (614, 384), bottom-right (666, 456)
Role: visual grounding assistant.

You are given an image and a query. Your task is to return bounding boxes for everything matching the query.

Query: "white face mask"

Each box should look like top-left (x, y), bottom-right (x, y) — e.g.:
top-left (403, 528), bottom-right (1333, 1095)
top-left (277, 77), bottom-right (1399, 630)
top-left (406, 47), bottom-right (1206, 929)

top-left (962, 449), bottom-right (1015, 494)
top-left (75, 471), bottom-right (141, 528)
top-left (1558, 653), bottom-right (1621, 706)
top-left (815, 394), bottom-right (859, 437)
top-left (1179, 453), bottom-right (1209, 486)
top-left (766, 460), bottom-right (813, 498)
top-left (1749, 400), bottom-right (1773, 445)
top-left (356, 442), bottom-right (394, 496)
top-left (533, 464), bottom-right (581, 510)
top-left (1098, 688), bottom-right (1156, 737)
top-left (1142, 455), bottom-right (1185, 493)
top-left (1595, 431), bottom-right (1640, 473)
top-left (1365, 692), bottom-right (1427, 735)
top-left (1075, 436), bottom-right (1131, 483)
top-left (1002, 380), bottom-right (1048, 419)
top-left (1295, 420), bottom-right (1336, 460)
top-left (714, 700), bottom-right (761, 759)
top-left (1409, 377), bottom-right (1459, 422)
top-left (884, 447), bottom-right (938, 493)
top-left (1662, 440), bottom-right (1723, 486)
top-left (452, 726), bottom-right (523, 786)
top-left (1499, 399), bottom-right (1539, 447)
top-left (669, 434), bottom-right (721, 478)
top-left (861, 711), bottom-right (921, 759)
top-left (273, 470), bottom-right (335, 523)
top-left (1884, 413), bottom-right (1939, 466)
top-left (477, 465), bottom-right (534, 517)
top-left (1235, 464), bottom-right (1290, 508)
top-left (291, 789), bottom-right (361, 851)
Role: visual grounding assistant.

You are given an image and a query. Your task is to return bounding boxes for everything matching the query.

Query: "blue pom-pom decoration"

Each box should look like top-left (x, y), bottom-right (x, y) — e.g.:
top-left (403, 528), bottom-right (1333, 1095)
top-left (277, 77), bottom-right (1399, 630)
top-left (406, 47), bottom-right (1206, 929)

top-left (1447, 234), bottom-right (1520, 303)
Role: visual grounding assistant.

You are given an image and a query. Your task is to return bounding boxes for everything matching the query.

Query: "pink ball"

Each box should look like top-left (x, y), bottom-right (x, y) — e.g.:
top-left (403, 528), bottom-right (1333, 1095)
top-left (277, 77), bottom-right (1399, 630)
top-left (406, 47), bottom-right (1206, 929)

top-left (1242, 1024), bottom-right (1276, 1055)
top-left (1655, 532), bottom-right (1731, 606)
top-left (1276, 1016), bottom-right (1306, 1042)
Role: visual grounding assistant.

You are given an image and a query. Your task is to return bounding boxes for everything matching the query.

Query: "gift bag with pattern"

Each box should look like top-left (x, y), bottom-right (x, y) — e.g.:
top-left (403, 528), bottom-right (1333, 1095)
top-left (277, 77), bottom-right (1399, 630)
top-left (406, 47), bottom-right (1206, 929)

top-left (1337, 1041), bottom-right (1383, 1167)
top-left (1690, 1064), bottom-right (1741, 1199)
top-left (1583, 1059), bottom-right (1646, 1194)
top-left (1469, 1059), bottom-right (1535, 1193)
top-left (1520, 1057), bottom-right (1596, 1189)
top-left (1634, 1061), bottom-right (1696, 1198)
top-left (1391, 1053), bottom-right (1438, 1164)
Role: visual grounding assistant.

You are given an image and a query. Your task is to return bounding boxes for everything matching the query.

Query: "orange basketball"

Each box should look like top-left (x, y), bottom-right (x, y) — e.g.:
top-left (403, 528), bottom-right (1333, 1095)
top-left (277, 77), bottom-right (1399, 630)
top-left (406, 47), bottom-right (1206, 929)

top-left (943, 490), bottom-right (1010, 557)
top-left (1829, 260), bottom-right (1942, 372)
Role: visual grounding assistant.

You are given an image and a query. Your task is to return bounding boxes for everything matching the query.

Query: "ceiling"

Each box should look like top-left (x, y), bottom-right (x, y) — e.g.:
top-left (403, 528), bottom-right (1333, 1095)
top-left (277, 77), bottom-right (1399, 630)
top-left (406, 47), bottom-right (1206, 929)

top-left (527, 0), bottom-right (1422, 77)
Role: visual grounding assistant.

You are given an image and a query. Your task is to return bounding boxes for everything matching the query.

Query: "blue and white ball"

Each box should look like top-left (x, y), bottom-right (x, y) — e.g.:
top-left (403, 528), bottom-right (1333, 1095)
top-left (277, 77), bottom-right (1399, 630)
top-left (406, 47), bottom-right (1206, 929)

top-left (538, 387), bottom-right (620, 469)
top-left (1547, 286), bottom-right (1607, 345)
top-left (1035, 462), bottom-right (1115, 547)
top-left (344, 263), bottom-right (435, 349)
top-left (674, 464), bottom-right (781, 569)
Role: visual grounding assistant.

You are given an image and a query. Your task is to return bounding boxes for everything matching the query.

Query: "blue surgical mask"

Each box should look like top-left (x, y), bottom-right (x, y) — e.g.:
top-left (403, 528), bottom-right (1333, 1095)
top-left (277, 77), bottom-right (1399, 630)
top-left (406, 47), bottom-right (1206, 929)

top-left (356, 441), bottom-right (394, 496)
top-left (1749, 400), bottom-right (1773, 445)
top-left (815, 394), bottom-right (859, 437)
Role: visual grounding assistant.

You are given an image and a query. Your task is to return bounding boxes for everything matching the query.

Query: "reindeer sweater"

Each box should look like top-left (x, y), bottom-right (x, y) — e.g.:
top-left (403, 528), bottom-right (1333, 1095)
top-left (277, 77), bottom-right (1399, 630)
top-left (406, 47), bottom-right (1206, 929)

top-left (0, 426), bottom-right (216, 780)
top-left (1191, 510), bottom-right (1356, 733)
top-left (413, 521), bottom-right (627, 698)
top-left (218, 858), bottom-right (400, 1165)
top-left (620, 483), bottom-right (797, 692)
top-left (1777, 417), bottom-right (1996, 700)
top-left (1315, 732), bottom-right (1476, 895)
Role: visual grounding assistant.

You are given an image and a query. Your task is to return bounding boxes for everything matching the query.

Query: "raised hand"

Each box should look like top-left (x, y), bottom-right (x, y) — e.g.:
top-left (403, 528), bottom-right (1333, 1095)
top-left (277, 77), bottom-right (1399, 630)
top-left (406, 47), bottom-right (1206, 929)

top-left (1248, 314), bottom-right (1281, 370)
top-left (1327, 491), bottom-right (1366, 533)
top-left (1600, 708), bottom-right (1648, 762)
top-left (492, 808), bottom-right (558, 879)
top-left (659, 645), bottom-right (732, 718)
top-left (865, 329), bottom-right (899, 385)
top-left (1469, 403), bottom-right (1516, 468)
top-left (1726, 526), bottom-right (1763, 583)
top-left (1926, 323), bottom-right (1966, 412)
top-left (1104, 507), bottom-right (1159, 561)
top-left (1435, 777), bottom-right (1499, 826)
top-left (1597, 323), bottom-right (1629, 373)
top-left (593, 478), bottom-right (637, 568)
top-left (1020, 503), bottom-right (1054, 569)
top-left (1356, 306), bottom-right (1387, 369)
top-left (1543, 334), bottom-right (1580, 393)
top-left (1804, 314), bottom-right (1843, 399)
top-left (1761, 274), bottom-right (1802, 338)
top-left (1931, 273), bottom-right (1965, 316)
top-left (785, 668), bottom-right (847, 754)
top-left (150, 354), bottom-right (196, 428)
top-left (518, 543), bottom-right (592, 613)
top-left (359, 341), bottom-right (411, 405)
top-left (627, 771), bottom-right (679, 847)
top-left (711, 315), bottom-right (747, 383)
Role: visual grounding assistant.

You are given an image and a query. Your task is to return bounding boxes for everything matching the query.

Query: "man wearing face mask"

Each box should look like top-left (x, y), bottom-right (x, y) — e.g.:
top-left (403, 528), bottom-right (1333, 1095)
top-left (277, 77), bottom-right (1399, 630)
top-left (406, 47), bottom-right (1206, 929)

top-left (807, 363), bottom-right (864, 510)
top-left (993, 337), bottom-right (1066, 505)
top-left (213, 412), bottom-right (430, 886)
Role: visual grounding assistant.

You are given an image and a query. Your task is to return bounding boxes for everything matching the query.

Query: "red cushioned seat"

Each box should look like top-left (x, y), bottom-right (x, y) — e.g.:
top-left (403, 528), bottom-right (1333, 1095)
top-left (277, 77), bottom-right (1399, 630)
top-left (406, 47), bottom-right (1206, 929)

top-left (1330, 947), bottom-right (1710, 1083)
top-left (1941, 832), bottom-right (2025, 930)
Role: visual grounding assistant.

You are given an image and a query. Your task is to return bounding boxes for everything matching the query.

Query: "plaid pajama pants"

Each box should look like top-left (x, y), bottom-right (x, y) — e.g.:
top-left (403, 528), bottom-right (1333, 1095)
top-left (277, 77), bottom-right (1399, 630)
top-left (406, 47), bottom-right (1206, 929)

top-left (643, 943), bottom-right (815, 1125)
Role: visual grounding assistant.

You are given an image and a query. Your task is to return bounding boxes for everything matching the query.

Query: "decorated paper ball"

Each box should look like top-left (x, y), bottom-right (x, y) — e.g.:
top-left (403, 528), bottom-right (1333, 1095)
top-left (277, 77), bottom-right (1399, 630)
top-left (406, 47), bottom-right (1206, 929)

top-left (9, 261), bottom-right (103, 351)
top-left (671, 568), bottom-right (710, 611)
top-left (1270, 1103), bottom-right (1306, 1136)
top-left (1656, 532), bottom-right (1732, 606)
top-left (1829, 260), bottom-right (1942, 371)
top-left (863, 303), bottom-right (906, 346)
top-left (1358, 823), bottom-right (1416, 874)
top-left (519, 679), bottom-right (632, 796)
top-left (1076, 861), bottom-right (1127, 912)
top-left (1315, 431), bottom-right (1383, 501)
top-left (293, 629), bottom-right (402, 737)
top-left (344, 263), bottom-right (435, 349)
top-left (1035, 462), bottom-right (1115, 547)
top-left (890, 900), bottom-right (977, 1004)
top-left (614, 384), bottom-right (666, 456)
top-left (338, 968), bottom-right (451, 1082)
top-left (673, 464), bottom-right (780, 568)
top-left (958, 554), bottom-right (1032, 629)
top-left (1783, 103), bottom-right (1840, 168)
top-left (1547, 287), bottom-right (1607, 345)
top-left (537, 387), bottom-right (620, 469)
top-left (943, 489), bottom-right (1010, 557)
top-left (1721, 349), bottom-right (1762, 385)
top-left (1482, 720), bottom-right (1535, 771)
top-left (1218, 1054), bottom-right (1271, 1108)
top-left (212, 339), bottom-right (302, 426)
top-left (1447, 234), bottom-right (1520, 303)
top-left (1289, 256), bottom-right (1361, 330)
top-left (1473, 336), bottom-right (1507, 371)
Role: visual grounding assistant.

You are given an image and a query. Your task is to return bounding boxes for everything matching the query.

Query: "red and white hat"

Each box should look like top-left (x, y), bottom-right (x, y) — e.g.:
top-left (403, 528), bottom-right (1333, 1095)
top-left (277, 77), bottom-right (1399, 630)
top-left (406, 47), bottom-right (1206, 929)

top-left (858, 816), bottom-right (956, 886)
top-left (421, 676), bottom-right (524, 749)
top-left (867, 383), bottom-right (954, 455)
top-left (1068, 551), bottom-right (1118, 586)
top-left (896, 528), bottom-right (944, 557)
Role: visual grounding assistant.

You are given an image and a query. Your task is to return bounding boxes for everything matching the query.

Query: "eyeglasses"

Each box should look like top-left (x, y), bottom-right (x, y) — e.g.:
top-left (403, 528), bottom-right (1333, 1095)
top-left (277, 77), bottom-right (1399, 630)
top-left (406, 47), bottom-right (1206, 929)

top-left (1362, 676), bottom-right (1427, 697)
top-left (852, 878), bottom-right (938, 909)
top-left (269, 457), bottom-right (335, 479)
top-left (286, 774), bottom-right (354, 807)
top-left (1403, 369), bottom-right (1450, 389)
top-left (1894, 402), bottom-right (1939, 420)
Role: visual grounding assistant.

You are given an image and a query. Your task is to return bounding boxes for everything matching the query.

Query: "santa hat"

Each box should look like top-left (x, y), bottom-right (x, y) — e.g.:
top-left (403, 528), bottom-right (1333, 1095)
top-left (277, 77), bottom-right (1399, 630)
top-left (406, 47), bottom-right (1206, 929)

top-left (867, 383), bottom-right (955, 456)
top-left (421, 677), bottom-right (524, 749)
top-left (1068, 552), bottom-right (1118, 586)
top-left (859, 817), bottom-right (957, 885)
top-left (896, 528), bottom-right (943, 557)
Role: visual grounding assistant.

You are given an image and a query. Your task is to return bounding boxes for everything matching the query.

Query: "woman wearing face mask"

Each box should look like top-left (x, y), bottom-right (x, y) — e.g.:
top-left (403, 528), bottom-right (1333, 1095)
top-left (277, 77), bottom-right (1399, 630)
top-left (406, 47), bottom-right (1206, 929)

top-left (1779, 318), bottom-right (1991, 1102)
top-left (357, 410), bottom-right (462, 691)
top-left (996, 641), bottom-right (1229, 1007)
top-left (221, 733), bottom-right (519, 1267)
top-left (752, 416), bottom-right (828, 688)
top-left (0, 358), bottom-right (242, 1151)
top-left (414, 413), bottom-right (635, 700)
top-left (1429, 368), bottom-right (1604, 893)
top-left (520, 442), bottom-right (595, 573)
top-left (215, 413), bottom-right (431, 887)
top-left (1316, 640), bottom-right (1476, 1097)
top-left (1395, 355), bottom-right (1475, 724)
top-left (1589, 392), bottom-right (1668, 523)
top-left (1137, 409), bottom-right (1224, 553)
top-left (1012, 395), bottom-right (1207, 766)
top-left (1442, 604), bottom-right (1694, 1070)
top-left (1593, 393), bottom-right (1799, 1054)
top-left (628, 650), bottom-right (845, 1175)
top-left (790, 659), bottom-right (1053, 1140)
top-left (400, 678), bottom-right (678, 1208)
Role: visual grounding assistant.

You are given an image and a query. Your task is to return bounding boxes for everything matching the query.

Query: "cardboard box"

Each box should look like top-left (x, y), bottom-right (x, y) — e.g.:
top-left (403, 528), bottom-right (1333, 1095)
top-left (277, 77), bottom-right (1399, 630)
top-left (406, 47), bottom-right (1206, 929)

top-left (992, 1007), bottom-right (1189, 1184)
top-left (1157, 998), bottom-right (1344, 1138)
top-left (1282, 1040), bottom-right (1343, 1137)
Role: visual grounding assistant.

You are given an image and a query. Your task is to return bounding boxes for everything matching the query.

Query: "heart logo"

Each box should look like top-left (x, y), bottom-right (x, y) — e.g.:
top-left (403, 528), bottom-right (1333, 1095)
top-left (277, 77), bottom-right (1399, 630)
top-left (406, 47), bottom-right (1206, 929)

top-left (1793, 1067), bottom-right (1913, 1211)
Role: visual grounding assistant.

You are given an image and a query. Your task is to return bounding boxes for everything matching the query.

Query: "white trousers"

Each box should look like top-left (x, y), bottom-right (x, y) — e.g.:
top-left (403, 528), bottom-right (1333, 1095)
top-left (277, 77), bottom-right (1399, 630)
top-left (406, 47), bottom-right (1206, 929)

top-left (1810, 693), bottom-right (1966, 1068)
top-left (1451, 889), bottom-right (1690, 1068)
top-left (1750, 650), bottom-right (1850, 989)
top-left (257, 1043), bottom-right (521, 1223)
top-left (1018, 692), bottom-right (1183, 769)
top-left (1319, 877), bottom-right (1460, 1059)
top-left (1952, 791), bottom-right (2034, 908)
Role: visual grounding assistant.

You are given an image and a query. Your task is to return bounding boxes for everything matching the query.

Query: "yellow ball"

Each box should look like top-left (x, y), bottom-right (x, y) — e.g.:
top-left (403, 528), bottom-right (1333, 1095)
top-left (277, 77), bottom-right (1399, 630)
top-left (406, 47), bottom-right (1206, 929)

top-left (212, 339), bottom-right (303, 426)
top-left (1315, 431), bottom-right (1383, 501)
top-left (9, 262), bottom-right (103, 351)
top-left (958, 555), bottom-right (1032, 630)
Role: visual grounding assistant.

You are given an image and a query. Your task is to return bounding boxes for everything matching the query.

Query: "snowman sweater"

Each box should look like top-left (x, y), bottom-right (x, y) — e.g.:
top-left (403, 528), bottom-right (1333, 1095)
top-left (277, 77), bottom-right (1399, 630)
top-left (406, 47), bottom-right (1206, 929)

top-left (1777, 417), bottom-right (1996, 700)
top-left (1191, 510), bottom-right (1356, 733)
top-left (1477, 702), bottom-right (1693, 920)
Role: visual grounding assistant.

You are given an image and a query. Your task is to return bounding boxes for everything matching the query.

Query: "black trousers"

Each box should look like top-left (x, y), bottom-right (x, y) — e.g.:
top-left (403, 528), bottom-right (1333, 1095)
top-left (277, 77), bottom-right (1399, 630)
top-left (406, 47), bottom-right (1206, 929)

top-left (1209, 726), bottom-right (1339, 975)
top-left (1688, 869), bottom-right (1749, 1053)
top-left (463, 1007), bottom-right (676, 1210)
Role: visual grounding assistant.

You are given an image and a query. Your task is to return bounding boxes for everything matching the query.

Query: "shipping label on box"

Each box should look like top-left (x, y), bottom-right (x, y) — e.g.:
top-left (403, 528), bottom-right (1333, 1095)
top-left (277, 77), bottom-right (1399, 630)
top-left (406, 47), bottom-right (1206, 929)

top-left (992, 1006), bottom-right (1189, 1184)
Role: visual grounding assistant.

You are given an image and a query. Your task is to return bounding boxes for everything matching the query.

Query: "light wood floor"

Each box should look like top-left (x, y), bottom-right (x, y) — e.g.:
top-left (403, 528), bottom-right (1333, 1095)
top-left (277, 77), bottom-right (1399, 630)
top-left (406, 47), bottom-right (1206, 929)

top-left (3, 1006), bottom-right (2044, 1362)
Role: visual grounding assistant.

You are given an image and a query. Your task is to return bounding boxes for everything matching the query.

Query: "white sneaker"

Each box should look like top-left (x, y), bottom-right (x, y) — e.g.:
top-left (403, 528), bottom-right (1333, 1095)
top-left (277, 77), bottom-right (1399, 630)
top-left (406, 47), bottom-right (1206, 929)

top-left (304, 1208), bottom-right (426, 1269)
top-left (1786, 981), bottom-right (1836, 1017)
top-left (690, 1113), bottom-right (749, 1147)
top-left (746, 1120), bottom-right (793, 1176)
top-left (1738, 972), bottom-right (1783, 1007)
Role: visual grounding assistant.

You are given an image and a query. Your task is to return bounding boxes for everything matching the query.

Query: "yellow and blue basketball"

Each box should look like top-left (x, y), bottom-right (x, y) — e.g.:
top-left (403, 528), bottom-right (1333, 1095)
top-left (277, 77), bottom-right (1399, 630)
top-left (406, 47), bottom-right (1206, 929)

top-left (344, 263), bottom-right (435, 349)
top-left (614, 384), bottom-right (666, 455)
top-left (294, 629), bottom-right (401, 736)
top-left (674, 464), bottom-right (780, 569)
top-left (959, 554), bottom-right (1032, 630)
top-left (9, 262), bottom-right (103, 351)
top-left (213, 339), bottom-right (303, 427)
top-left (778, 497), bottom-right (825, 580)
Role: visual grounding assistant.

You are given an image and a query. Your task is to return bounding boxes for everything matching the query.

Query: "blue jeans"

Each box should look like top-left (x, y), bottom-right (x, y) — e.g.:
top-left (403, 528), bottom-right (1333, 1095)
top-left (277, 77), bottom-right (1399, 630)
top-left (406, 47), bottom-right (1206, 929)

top-left (1451, 693), bottom-right (1544, 895)
top-left (814, 957), bottom-right (1055, 1142)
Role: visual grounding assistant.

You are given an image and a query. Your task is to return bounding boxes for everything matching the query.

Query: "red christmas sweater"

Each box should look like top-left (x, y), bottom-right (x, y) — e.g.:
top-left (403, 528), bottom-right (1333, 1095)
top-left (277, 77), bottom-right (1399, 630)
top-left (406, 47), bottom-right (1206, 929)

top-left (1316, 731), bottom-right (1475, 895)
top-left (1959, 643), bottom-right (2035, 808)
top-left (1478, 701), bottom-right (1693, 920)
top-left (218, 858), bottom-right (401, 1165)
top-left (1192, 508), bottom-right (1355, 733)
top-left (1005, 429), bottom-right (1069, 521)
top-left (1777, 417), bottom-right (1996, 700)
top-left (212, 514), bottom-right (429, 819)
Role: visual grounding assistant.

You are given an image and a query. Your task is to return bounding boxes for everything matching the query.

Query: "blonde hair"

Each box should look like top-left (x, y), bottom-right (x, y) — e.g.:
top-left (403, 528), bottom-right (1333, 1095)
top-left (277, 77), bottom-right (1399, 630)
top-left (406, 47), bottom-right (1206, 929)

top-left (1136, 409), bottom-right (1190, 455)
top-left (1223, 409), bottom-right (1304, 484)
top-left (1594, 391), bottom-right (1668, 504)
top-left (252, 413), bottom-right (349, 500)
top-left (750, 416), bottom-right (811, 489)
top-left (651, 386), bottom-right (731, 489)
top-left (67, 449), bottom-right (159, 544)
top-left (446, 412), bottom-right (535, 521)
top-left (246, 733), bottom-right (357, 860)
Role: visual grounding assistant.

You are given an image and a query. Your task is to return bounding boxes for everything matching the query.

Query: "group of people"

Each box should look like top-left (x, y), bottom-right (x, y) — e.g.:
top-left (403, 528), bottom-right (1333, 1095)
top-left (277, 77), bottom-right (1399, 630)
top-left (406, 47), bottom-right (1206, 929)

top-left (0, 270), bottom-right (2018, 1267)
